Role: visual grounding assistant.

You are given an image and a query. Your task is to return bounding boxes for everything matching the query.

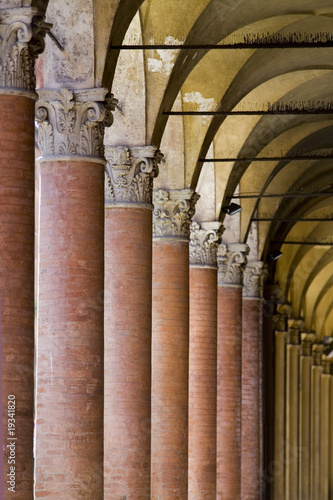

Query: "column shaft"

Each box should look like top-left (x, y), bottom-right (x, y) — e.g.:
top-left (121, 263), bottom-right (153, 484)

top-left (330, 370), bottom-right (333, 500)
top-left (104, 206), bottom-right (152, 498)
top-left (311, 363), bottom-right (323, 500)
top-left (241, 298), bottom-right (261, 500)
top-left (0, 95), bottom-right (35, 499)
top-left (189, 267), bottom-right (217, 499)
top-left (274, 331), bottom-right (288, 499)
top-left (299, 352), bottom-right (312, 500)
top-left (320, 366), bottom-right (330, 500)
top-left (151, 239), bottom-right (189, 499)
top-left (285, 342), bottom-right (300, 500)
top-left (36, 160), bottom-right (104, 499)
top-left (217, 285), bottom-right (242, 499)
top-left (258, 300), bottom-right (264, 500)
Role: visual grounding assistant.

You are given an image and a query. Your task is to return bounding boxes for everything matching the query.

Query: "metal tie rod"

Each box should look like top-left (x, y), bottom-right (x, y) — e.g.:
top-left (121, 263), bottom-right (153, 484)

top-left (200, 155), bottom-right (333, 162)
top-left (110, 42), bottom-right (333, 50)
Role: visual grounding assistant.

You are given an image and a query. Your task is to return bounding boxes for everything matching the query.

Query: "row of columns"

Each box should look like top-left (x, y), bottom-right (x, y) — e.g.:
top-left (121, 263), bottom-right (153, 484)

top-left (0, 6), bottom-right (268, 499)
top-left (274, 309), bottom-right (333, 500)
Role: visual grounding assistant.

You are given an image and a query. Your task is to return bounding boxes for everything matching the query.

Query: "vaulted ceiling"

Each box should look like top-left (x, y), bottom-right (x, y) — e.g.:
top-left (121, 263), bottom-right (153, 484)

top-left (39, 0), bottom-right (333, 337)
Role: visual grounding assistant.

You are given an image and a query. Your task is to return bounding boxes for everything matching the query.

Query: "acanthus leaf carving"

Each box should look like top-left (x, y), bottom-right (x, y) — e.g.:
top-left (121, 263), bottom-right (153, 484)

top-left (153, 189), bottom-right (200, 239)
top-left (0, 7), bottom-right (51, 90)
top-left (217, 243), bottom-right (249, 286)
top-left (36, 88), bottom-right (118, 159)
top-left (243, 261), bottom-right (268, 298)
top-left (189, 221), bottom-right (224, 266)
top-left (105, 146), bottom-right (163, 205)
top-left (288, 318), bottom-right (304, 345)
top-left (301, 333), bottom-right (316, 356)
top-left (274, 302), bottom-right (292, 332)
top-left (312, 344), bottom-right (324, 366)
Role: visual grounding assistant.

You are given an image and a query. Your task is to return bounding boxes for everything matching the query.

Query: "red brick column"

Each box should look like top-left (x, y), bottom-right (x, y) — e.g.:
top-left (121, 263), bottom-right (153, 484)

top-left (151, 189), bottom-right (199, 499)
top-left (272, 302), bottom-right (291, 499)
top-left (285, 319), bottom-right (303, 500)
top-left (0, 7), bottom-right (49, 498)
top-left (103, 146), bottom-right (162, 499)
top-left (241, 262), bottom-right (266, 500)
top-left (0, 93), bottom-right (35, 500)
top-left (217, 243), bottom-right (249, 500)
top-left (188, 221), bottom-right (222, 499)
top-left (35, 88), bottom-right (115, 499)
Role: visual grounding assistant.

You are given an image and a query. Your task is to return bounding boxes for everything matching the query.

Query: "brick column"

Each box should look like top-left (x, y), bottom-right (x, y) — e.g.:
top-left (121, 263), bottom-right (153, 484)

top-left (104, 145), bottom-right (162, 499)
top-left (299, 333), bottom-right (315, 500)
top-left (285, 319), bottom-right (303, 500)
top-left (0, 7), bottom-right (49, 498)
top-left (35, 88), bottom-right (116, 499)
top-left (189, 221), bottom-right (223, 499)
top-left (151, 188), bottom-right (199, 499)
top-left (216, 243), bottom-right (249, 500)
top-left (330, 363), bottom-right (333, 498)
top-left (320, 357), bottom-right (331, 500)
top-left (272, 303), bottom-right (291, 498)
top-left (310, 345), bottom-right (324, 500)
top-left (241, 261), bottom-right (267, 500)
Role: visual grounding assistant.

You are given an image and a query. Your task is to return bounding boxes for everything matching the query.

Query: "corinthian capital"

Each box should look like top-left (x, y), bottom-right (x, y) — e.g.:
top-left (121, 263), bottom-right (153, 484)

top-left (153, 189), bottom-right (200, 240)
top-left (301, 333), bottom-right (316, 356)
top-left (274, 302), bottom-right (292, 332)
top-left (104, 146), bottom-right (163, 207)
top-left (36, 88), bottom-right (117, 160)
top-left (0, 6), bottom-right (51, 93)
top-left (243, 261), bottom-right (268, 299)
top-left (217, 243), bottom-right (249, 286)
top-left (312, 344), bottom-right (324, 366)
top-left (189, 221), bottom-right (224, 267)
top-left (288, 318), bottom-right (304, 345)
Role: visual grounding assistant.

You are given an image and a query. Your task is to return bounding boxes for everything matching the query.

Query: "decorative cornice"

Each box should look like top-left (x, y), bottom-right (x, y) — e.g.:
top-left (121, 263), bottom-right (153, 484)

top-left (104, 146), bottom-right (163, 206)
top-left (287, 318), bottom-right (304, 345)
top-left (0, 7), bottom-right (51, 92)
top-left (36, 88), bottom-right (117, 159)
top-left (217, 243), bottom-right (249, 286)
top-left (243, 261), bottom-right (268, 299)
top-left (300, 333), bottom-right (316, 356)
top-left (274, 302), bottom-right (292, 332)
top-left (189, 221), bottom-right (224, 267)
top-left (153, 189), bottom-right (200, 240)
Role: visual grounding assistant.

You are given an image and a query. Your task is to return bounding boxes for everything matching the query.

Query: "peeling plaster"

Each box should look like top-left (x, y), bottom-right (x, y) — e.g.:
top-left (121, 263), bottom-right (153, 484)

top-left (183, 91), bottom-right (216, 124)
top-left (148, 36), bottom-right (182, 76)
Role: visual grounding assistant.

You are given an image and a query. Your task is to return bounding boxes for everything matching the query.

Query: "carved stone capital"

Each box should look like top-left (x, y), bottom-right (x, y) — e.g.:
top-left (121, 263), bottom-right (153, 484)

top-left (262, 283), bottom-right (284, 317)
top-left (288, 318), bottom-right (304, 345)
top-left (274, 302), bottom-right (292, 332)
top-left (301, 333), bottom-right (316, 356)
top-left (312, 344), bottom-right (324, 366)
top-left (36, 88), bottom-right (117, 160)
top-left (0, 7), bottom-right (51, 92)
top-left (217, 243), bottom-right (249, 286)
top-left (153, 189), bottom-right (200, 240)
top-left (105, 146), bottom-right (163, 206)
top-left (322, 355), bottom-right (331, 375)
top-left (189, 221), bottom-right (224, 267)
top-left (243, 261), bottom-right (268, 299)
